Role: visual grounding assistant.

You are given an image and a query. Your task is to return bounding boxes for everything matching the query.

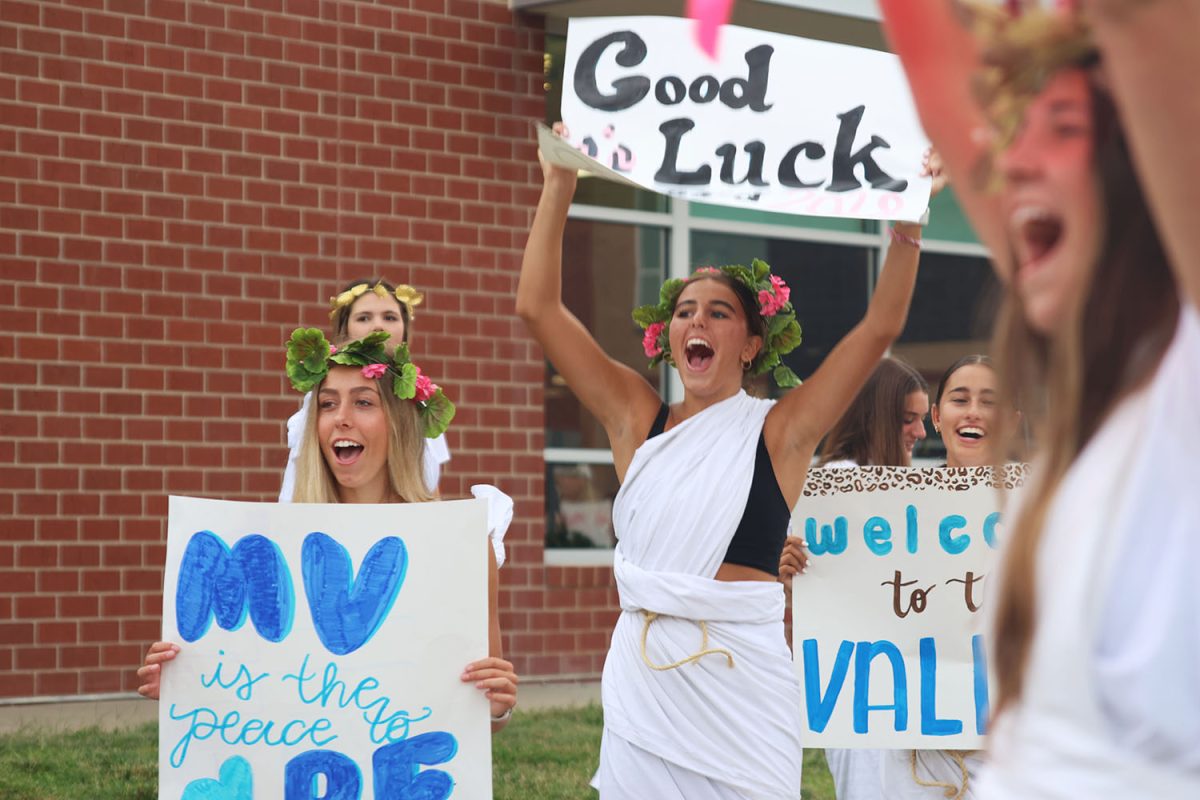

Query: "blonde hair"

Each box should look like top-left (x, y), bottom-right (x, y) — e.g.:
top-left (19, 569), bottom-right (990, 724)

top-left (293, 367), bottom-right (435, 504)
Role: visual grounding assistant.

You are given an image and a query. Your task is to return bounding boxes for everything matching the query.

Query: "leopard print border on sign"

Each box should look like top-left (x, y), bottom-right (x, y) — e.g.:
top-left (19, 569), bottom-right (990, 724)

top-left (801, 464), bottom-right (1031, 497)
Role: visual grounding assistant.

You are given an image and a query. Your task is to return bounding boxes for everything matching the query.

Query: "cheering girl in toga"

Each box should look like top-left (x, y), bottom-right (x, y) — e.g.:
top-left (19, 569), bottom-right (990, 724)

top-left (519, 125), bottom-right (941, 799)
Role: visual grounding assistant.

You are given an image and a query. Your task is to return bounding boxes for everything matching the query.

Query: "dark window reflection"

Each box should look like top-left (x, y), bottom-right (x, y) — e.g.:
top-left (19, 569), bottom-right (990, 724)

top-left (899, 253), bottom-right (1000, 344)
top-left (545, 462), bottom-right (620, 549)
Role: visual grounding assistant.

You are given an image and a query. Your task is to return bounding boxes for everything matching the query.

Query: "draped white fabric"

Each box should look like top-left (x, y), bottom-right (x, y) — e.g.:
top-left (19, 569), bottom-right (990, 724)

top-left (469, 483), bottom-right (512, 569)
top-left (593, 391), bottom-right (804, 799)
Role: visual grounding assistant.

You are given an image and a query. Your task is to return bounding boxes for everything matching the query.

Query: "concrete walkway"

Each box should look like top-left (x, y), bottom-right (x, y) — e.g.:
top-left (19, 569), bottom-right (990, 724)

top-left (0, 680), bottom-right (602, 735)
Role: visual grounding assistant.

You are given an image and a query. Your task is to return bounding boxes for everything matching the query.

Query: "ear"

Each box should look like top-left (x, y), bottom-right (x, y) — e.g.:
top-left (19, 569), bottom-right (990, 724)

top-left (742, 336), bottom-right (763, 363)
top-left (930, 403), bottom-right (942, 428)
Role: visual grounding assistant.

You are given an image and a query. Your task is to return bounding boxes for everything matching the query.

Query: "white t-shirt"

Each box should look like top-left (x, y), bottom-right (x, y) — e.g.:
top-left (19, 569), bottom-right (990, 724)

top-left (980, 302), bottom-right (1200, 798)
top-left (277, 391), bottom-right (451, 502)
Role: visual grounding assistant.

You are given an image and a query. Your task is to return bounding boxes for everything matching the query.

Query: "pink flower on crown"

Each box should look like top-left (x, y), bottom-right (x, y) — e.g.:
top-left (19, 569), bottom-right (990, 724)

top-left (759, 275), bottom-right (791, 317)
top-left (642, 322), bottom-right (666, 358)
top-left (695, 266), bottom-right (720, 275)
top-left (329, 345), bottom-right (338, 354)
top-left (361, 363), bottom-right (388, 379)
top-left (413, 367), bottom-right (437, 402)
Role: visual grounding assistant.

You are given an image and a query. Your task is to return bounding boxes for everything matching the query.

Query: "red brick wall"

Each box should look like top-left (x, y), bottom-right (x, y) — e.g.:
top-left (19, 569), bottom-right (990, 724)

top-left (0, 0), bottom-right (618, 700)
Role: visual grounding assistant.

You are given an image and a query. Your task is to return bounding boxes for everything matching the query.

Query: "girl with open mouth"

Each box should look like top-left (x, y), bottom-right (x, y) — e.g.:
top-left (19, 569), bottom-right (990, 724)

top-left (882, 2), bottom-right (1200, 798)
top-left (930, 355), bottom-right (1020, 471)
top-left (519, 122), bottom-right (942, 798)
top-left (139, 333), bottom-right (520, 734)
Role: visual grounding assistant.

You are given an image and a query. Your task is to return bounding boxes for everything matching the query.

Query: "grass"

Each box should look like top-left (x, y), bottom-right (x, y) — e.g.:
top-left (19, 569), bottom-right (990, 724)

top-left (0, 706), bottom-right (834, 799)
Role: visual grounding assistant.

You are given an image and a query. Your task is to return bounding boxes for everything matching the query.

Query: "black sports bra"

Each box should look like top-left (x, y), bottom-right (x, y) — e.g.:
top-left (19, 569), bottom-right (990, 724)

top-left (646, 404), bottom-right (790, 576)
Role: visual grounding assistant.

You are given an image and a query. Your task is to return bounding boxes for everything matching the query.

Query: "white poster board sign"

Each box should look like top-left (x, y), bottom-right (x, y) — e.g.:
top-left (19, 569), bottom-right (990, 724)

top-left (557, 16), bottom-right (931, 222)
top-left (792, 466), bottom-right (1027, 749)
top-left (159, 496), bottom-right (492, 799)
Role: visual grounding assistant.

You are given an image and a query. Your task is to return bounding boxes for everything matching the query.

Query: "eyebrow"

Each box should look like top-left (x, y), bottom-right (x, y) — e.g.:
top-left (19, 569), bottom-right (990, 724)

top-left (318, 385), bottom-right (379, 396)
top-left (948, 386), bottom-right (996, 396)
top-left (676, 298), bottom-right (739, 313)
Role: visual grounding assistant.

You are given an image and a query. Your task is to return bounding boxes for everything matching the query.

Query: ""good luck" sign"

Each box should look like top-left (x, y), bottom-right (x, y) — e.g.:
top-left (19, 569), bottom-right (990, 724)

top-left (558, 16), bottom-right (932, 222)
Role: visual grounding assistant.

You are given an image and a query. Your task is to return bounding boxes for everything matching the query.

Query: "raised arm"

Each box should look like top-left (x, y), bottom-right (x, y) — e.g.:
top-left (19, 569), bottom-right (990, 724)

top-left (517, 137), bottom-right (661, 474)
top-left (878, 0), bottom-right (1009, 257)
top-left (1084, 0), bottom-right (1200, 310)
top-left (764, 227), bottom-right (920, 505)
top-left (765, 158), bottom-right (945, 506)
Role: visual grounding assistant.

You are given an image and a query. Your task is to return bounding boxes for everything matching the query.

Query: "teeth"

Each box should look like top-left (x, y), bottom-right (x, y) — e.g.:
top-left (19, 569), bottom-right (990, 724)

top-left (333, 440), bottom-right (360, 449)
top-left (686, 338), bottom-right (711, 349)
top-left (958, 427), bottom-right (985, 438)
top-left (1011, 206), bottom-right (1054, 228)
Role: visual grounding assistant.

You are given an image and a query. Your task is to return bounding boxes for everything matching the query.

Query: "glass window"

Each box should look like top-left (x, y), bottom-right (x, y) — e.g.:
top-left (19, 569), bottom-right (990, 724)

top-left (544, 461), bottom-right (620, 550)
top-left (546, 219), bottom-right (668, 451)
top-left (690, 201), bottom-right (878, 235)
top-left (923, 188), bottom-right (982, 245)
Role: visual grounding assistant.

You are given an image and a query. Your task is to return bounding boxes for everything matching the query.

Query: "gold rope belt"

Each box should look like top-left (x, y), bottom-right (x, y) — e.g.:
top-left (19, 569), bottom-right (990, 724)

top-left (909, 749), bottom-right (970, 800)
top-left (639, 610), bottom-right (735, 671)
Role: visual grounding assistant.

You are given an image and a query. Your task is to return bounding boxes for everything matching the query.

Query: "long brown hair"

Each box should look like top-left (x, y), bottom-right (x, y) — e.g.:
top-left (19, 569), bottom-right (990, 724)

top-left (990, 78), bottom-right (1180, 715)
top-left (819, 357), bottom-right (929, 467)
top-left (293, 366), bottom-right (434, 504)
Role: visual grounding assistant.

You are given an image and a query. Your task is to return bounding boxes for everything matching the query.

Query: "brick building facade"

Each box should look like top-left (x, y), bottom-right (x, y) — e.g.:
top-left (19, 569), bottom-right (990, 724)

top-left (0, 0), bottom-right (621, 700)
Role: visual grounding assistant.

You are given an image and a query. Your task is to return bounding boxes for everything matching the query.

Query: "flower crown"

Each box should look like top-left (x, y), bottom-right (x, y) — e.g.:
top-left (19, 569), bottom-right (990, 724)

top-left (328, 282), bottom-right (424, 320)
top-left (285, 327), bottom-right (455, 439)
top-left (958, 1), bottom-right (1097, 184)
top-left (632, 260), bottom-right (803, 388)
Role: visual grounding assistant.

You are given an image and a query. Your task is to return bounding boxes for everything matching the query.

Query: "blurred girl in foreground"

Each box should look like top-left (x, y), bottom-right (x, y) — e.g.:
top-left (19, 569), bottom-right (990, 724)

top-left (880, 2), bottom-right (1200, 796)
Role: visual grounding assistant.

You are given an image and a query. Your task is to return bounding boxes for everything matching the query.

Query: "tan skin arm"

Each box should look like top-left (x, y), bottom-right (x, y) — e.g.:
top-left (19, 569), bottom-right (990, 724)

top-left (763, 157), bottom-right (946, 511)
top-left (461, 544), bottom-right (518, 733)
top-left (516, 140), bottom-right (662, 479)
top-left (1083, 0), bottom-right (1200, 311)
top-left (877, 0), bottom-right (1009, 258)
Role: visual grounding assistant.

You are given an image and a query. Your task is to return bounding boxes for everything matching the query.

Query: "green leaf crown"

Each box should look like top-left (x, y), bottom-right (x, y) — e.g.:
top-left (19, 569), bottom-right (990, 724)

top-left (632, 259), bottom-right (803, 389)
top-left (285, 327), bottom-right (455, 439)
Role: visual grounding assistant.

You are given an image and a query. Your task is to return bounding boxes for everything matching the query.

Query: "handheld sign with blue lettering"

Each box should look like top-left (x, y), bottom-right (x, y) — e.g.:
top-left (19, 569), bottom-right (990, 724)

top-left (556, 16), bottom-right (932, 222)
top-left (792, 466), bottom-right (1027, 749)
top-left (159, 495), bottom-right (492, 799)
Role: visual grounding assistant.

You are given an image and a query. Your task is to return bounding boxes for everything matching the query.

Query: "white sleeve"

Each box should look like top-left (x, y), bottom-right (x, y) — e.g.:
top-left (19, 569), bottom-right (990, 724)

top-left (422, 433), bottom-right (451, 493)
top-left (1094, 302), bottom-right (1200, 771)
top-left (278, 393), bottom-right (311, 503)
top-left (469, 484), bottom-right (513, 569)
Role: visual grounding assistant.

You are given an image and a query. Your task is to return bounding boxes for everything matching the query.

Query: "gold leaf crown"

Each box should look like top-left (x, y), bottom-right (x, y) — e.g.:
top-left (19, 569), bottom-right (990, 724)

top-left (958, 1), bottom-right (1098, 183)
top-left (328, 282), bottom-right (425, 320)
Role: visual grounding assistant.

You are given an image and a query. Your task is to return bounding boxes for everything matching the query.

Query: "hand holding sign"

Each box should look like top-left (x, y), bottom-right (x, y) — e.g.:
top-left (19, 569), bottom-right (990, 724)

top-left (536, 121), bottom-right (637, 189)
top-left (461, 657), bottom-right (519, 723)
top-left (137, 640), bottom-right (180, 700)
